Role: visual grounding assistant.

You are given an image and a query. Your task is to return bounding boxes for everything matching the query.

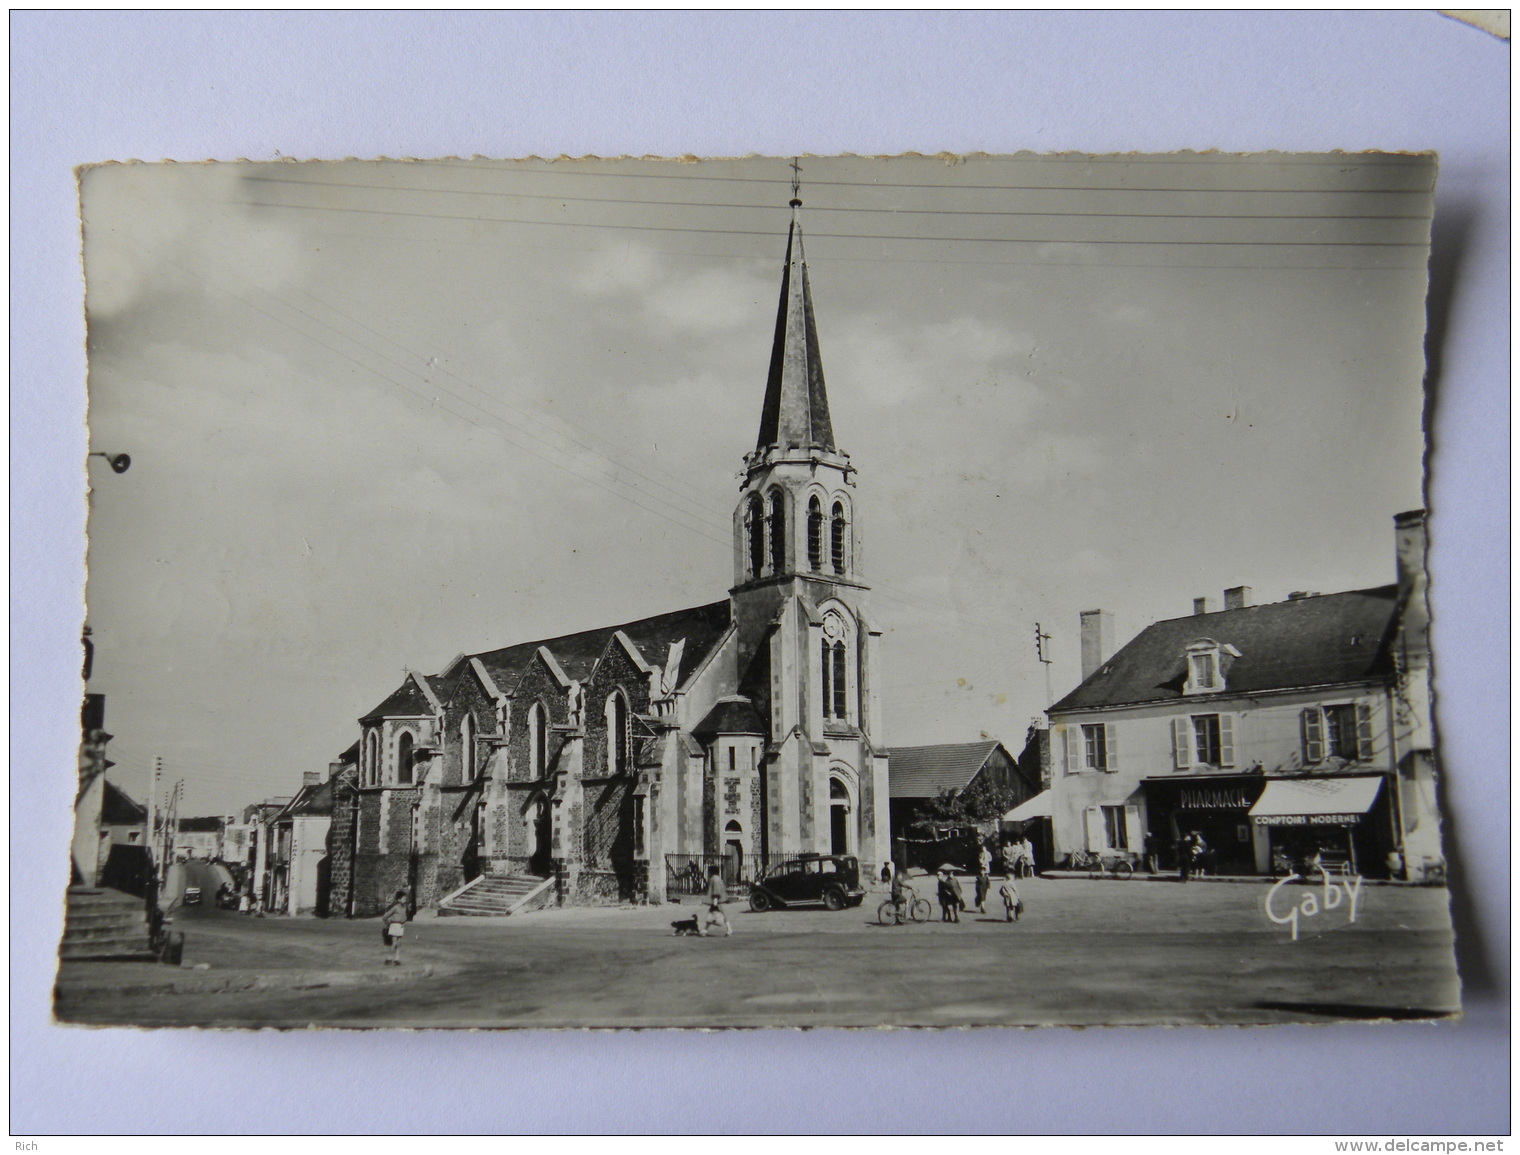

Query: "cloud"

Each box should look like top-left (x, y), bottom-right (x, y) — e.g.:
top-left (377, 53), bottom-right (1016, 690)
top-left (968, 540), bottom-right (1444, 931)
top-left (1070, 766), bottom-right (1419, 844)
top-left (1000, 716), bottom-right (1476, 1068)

top-left (81, 164), bottom-right (306, 322)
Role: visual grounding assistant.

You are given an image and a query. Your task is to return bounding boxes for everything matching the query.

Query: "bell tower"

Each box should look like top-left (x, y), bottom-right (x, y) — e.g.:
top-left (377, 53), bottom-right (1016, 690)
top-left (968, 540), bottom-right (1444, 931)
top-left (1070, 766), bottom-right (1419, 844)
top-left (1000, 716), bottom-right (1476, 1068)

top-left (727, 175), bottom-right (890, 868)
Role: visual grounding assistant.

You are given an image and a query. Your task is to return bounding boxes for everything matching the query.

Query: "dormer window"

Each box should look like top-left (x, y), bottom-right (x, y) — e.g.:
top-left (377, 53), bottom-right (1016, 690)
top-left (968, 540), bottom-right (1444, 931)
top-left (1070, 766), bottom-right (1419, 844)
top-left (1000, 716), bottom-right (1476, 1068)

top-left (1183, 639), bottom-right (1238, 695)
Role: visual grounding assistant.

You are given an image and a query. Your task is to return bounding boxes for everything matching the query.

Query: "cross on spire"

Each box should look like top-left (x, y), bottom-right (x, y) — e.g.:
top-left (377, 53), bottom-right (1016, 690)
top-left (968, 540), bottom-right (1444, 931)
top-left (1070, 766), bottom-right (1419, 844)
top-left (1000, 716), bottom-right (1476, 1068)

top-left (790, 156), bottom-right (802, 205)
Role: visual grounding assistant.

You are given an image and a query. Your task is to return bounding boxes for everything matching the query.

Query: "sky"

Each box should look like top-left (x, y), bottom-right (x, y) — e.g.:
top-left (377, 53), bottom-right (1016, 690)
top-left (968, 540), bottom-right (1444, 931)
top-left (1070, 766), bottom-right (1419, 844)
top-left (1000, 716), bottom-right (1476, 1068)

top-left (80, 152), bottom-right (1436, 818)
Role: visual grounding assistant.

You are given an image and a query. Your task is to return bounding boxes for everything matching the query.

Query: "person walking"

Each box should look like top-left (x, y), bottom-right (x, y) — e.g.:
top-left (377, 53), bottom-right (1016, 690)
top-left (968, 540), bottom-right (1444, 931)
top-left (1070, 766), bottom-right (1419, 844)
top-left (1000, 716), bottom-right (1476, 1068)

top-left (973, 863), bottom-right (991, 914)
top-left (381, 889), bottom-right (409, 966)
top-left (697, 864), bottom-right (732, 937)
top-left (947, 871), bottom-right (965, 922)
top-left (936, 869), bottom-right (955, 922)
top-left (998, 877), bottom-right (1024, 922)
top-left (978, 843), bottom-right (993, 877)
top-left (1176, 833), bottom-right (1194, 883)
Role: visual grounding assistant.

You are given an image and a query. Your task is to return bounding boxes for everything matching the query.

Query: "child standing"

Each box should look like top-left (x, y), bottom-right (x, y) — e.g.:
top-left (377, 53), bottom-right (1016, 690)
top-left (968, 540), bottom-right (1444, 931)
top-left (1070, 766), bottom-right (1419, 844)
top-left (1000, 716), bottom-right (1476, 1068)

top-left (381, 890), bottom-right (409, 965)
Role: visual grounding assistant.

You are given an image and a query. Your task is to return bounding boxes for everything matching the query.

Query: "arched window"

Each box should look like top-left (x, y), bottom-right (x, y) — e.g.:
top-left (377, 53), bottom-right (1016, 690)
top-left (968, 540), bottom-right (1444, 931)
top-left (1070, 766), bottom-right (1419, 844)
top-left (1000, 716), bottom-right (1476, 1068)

top-left (460, 713), bottom-right (476, 784)
top-left (745, 495), bottom-right (765, 579)
top-left (396, 731), bottom-right (414, 786)
top-left (528, 702), bottom-right (547, 778)
top-left (768, 490), bottom-right (786, 575)
top-left (364, 730), bottom-right (378, 787)
top-left (605, 691), bottom-right (630, 775)
top-left (831, 501), bottom-right (849, 575)
top-left (807, 496), bottom-right (824, 570)
top-left (820, 611), bottom-right (852, 722)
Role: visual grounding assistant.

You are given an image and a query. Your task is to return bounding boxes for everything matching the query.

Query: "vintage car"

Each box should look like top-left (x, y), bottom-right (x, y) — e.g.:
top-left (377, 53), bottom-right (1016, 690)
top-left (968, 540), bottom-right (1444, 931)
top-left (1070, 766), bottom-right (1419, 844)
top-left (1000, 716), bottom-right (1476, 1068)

top-left (748, 854), bottom-right (866, 912)
top-left (181, 886), bottom-right (202, 906)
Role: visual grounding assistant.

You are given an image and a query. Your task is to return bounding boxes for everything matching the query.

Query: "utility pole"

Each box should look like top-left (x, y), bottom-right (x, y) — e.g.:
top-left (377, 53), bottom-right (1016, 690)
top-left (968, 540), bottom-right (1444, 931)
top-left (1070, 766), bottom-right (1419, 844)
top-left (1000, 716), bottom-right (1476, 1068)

top-left (161, 779), bottom-right (183, 883)
top-left (147, 756), bottom-right (162, 879)
top-left (1034, 622), bottom-right (1054, 708)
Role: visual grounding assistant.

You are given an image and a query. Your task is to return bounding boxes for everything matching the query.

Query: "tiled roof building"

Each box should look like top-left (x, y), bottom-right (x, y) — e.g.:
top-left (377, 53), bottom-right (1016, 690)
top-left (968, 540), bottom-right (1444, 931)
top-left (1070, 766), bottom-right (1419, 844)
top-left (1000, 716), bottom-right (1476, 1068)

top-left (1046, 512), bottom-right (1441, 882)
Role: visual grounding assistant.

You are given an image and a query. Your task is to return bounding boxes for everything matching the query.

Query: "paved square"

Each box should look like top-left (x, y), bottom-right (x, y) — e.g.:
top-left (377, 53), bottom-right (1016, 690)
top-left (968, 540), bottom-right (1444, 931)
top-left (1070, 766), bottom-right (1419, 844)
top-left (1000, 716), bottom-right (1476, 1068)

top-left (55, 877), bottom-right (1460, 1029)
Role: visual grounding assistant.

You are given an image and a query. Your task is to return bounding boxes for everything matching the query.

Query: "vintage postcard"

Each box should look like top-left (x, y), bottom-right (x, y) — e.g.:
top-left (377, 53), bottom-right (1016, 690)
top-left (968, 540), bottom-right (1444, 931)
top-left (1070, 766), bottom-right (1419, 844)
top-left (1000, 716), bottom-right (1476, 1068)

top-left (61, 153), bottom-right (1459, 1028)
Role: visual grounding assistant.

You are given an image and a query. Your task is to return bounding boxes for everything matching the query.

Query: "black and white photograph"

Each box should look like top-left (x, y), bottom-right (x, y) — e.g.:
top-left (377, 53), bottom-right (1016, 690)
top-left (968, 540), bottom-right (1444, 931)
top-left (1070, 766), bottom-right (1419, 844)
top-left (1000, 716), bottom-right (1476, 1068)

top-left (59, 151), bottom-right (1461, 1030)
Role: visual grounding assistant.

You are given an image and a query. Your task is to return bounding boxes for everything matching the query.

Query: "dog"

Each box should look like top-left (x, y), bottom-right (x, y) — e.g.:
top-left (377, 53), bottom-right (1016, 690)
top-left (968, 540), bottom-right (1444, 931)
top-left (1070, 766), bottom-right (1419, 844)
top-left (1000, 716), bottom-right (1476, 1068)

top-left (670, 915), bottom-right (702, 936)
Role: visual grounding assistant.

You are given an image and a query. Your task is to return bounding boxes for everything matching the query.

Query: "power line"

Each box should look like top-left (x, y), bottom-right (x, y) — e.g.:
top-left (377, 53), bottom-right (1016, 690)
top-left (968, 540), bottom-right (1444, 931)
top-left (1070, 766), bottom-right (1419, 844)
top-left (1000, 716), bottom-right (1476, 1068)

top-left (246, 175), bottom-right (1430, 222)
top-left (244, 197), bottom-right (1430, 248)
top-left (418, 158), bottom-right (1435, 194)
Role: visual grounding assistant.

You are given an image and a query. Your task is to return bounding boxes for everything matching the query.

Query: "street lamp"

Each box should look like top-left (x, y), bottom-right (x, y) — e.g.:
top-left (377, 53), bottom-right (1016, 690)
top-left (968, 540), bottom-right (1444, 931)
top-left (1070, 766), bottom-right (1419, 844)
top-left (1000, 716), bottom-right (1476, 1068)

top-left (88, 451), bottom-right (131, 474)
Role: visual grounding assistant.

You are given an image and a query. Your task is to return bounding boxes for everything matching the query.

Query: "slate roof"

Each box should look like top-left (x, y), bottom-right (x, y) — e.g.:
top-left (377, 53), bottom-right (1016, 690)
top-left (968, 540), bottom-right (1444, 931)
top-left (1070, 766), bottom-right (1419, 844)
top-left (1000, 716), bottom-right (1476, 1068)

top-left (756, 209), bottom-right (835, 452)
top-left (1051, 585), bottom-right (1402, 713)
top-left (281, 778), bottom-right (335, 819)
top-left (886, 740), bottom-right (1004, 800)
top-left (360, 676), bottom-right (434, 723)
top-left (100, 780), bottom-right (146, 825)
top-left (693, 696), bottom-right (767, 737)
top-left (456, 601), bottom-right (732, 691)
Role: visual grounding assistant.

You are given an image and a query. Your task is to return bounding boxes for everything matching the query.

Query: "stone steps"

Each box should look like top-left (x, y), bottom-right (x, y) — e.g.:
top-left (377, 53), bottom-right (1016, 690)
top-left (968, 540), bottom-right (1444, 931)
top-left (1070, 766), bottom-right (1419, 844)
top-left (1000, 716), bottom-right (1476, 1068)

top-left (438, 874), bottom-right (553, 917)
top-left (59, 887), bottom-right (153, 961)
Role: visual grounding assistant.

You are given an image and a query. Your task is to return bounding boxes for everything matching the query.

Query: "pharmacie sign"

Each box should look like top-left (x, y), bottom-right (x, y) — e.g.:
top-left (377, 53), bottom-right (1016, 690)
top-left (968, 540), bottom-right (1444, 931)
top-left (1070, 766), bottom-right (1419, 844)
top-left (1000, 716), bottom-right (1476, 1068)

top-left (1254, 812), bottom-right (1364, 827)
top-left (1177, 785), bottom-right (1257, 811)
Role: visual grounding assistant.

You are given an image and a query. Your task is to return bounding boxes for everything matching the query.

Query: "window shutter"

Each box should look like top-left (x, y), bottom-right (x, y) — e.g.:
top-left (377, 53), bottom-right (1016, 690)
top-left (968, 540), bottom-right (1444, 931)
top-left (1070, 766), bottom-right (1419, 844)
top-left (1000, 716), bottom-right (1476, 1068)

top-left (1301, 708), bottom-right (1324, 764)
top-left (1355, 701), bottom-right (1375, 762)
top-left (1064, 727), bottom-right (1080, 775)
top-left (1218, 714), bottom-right (1235, 768)
top-left (1172, 717), bottom-right (1193, 769)
top-left (1084, 806), bottom-right (1103, 852)
top-left (1104, 723), bottom-right (1118, 772)
top-left (1123, 805), bottom-right (1143, 852)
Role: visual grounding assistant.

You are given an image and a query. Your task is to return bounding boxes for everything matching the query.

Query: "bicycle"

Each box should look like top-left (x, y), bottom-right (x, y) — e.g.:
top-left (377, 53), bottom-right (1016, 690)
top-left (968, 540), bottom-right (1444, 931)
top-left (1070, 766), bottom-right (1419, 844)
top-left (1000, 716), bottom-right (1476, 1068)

top-left (1067, 851), bottom-right (1137, 879)
top-left (877, 886), bottom-right (933, 925)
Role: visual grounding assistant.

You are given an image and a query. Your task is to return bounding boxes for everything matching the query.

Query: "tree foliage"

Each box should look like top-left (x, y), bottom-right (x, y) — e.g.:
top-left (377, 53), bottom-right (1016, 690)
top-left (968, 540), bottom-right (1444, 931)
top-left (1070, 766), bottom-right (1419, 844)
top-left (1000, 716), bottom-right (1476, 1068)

top-left (908, 774), bottom-right (1017, 834)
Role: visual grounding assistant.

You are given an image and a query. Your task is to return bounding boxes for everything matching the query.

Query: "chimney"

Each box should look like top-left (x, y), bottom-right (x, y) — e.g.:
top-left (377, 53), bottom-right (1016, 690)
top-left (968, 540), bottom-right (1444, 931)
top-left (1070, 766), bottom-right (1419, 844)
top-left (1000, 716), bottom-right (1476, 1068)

top-left (1193, 597), bottom-right (1212, 616)
top-left (1223, 586), bottom-right (1253, 611)
top-left (1287, 590), bottom-right (1320, 601)
top-left (302, 771), bottom-right (321, 787)
top-left (1394, 509), bottom-right (1429, 661)
top-left (1079, 609), bottom-right (1114, 680)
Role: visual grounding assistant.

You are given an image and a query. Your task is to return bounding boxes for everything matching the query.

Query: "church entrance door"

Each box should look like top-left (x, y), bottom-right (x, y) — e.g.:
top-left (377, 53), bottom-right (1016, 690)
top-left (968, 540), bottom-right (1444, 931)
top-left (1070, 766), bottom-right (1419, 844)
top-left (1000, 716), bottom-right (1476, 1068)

top-left (528, 799), bottom-right (552, 877)
top-left (828, 776), bottom-right (853, 857)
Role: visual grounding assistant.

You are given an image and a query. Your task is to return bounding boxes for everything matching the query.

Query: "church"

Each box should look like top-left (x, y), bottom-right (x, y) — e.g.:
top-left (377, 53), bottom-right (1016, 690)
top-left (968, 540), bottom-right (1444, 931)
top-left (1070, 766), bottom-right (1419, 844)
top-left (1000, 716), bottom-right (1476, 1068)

top-left (328, 194), bottom-right (893, 916)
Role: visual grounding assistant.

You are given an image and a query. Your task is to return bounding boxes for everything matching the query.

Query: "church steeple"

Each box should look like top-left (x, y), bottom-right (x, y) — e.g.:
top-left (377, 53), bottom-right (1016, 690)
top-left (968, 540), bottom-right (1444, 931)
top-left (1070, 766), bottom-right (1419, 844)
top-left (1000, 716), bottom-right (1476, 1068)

top-left (755, 193), bottom-right (835, 454)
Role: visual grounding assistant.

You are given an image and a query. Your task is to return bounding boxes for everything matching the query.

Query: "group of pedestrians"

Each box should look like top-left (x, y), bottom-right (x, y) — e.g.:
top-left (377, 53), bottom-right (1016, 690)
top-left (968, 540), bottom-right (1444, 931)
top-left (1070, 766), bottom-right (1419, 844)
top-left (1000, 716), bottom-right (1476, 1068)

top-left (1176, 831), bottom-right (1210, 882)
top-left (888, 843), bottom-right (1025, 926)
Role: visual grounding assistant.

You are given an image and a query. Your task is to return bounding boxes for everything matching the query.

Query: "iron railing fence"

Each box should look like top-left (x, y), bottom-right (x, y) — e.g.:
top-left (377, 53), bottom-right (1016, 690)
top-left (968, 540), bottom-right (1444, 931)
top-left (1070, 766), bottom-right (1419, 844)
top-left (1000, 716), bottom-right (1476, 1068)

top-left (664, 852), bottom-right (792, 899)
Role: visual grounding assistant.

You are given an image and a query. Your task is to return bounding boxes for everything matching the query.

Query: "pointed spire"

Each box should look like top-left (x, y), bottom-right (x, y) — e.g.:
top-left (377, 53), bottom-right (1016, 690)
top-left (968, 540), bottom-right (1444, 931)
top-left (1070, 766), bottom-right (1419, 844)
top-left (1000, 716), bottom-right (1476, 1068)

top-left (755, 178), bottom-right (835, 454)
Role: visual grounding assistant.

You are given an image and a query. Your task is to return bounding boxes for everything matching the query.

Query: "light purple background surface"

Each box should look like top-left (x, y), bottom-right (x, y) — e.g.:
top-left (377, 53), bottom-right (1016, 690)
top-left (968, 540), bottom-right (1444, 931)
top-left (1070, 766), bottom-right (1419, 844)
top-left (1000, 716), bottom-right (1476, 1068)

top-left (11, 11), bottom-right (1508, 1135)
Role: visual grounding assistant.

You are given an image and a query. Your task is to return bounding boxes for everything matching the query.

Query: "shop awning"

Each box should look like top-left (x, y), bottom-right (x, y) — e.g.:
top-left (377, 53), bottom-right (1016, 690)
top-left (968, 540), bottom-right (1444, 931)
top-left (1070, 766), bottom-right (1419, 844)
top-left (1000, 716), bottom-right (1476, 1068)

top-left (1248, 777), bottom-right (1383, 826)
top-left (1002, 791), bottom-right (1052, 822)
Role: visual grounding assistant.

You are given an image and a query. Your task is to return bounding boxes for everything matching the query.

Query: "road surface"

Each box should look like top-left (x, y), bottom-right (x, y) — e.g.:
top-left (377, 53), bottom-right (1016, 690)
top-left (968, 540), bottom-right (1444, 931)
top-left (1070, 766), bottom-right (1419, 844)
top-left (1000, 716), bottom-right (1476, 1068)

top-left (56, 876), bottom-right (1460, 1029)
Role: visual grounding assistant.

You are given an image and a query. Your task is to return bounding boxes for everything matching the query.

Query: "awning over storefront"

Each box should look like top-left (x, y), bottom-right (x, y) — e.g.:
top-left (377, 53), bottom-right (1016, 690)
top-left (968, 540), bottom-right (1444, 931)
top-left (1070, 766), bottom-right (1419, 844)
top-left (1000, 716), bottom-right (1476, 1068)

top-left (1248, 776), bottom-right (1383, 827)
top-left (1002, 791), bottom-right (1052, 822)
